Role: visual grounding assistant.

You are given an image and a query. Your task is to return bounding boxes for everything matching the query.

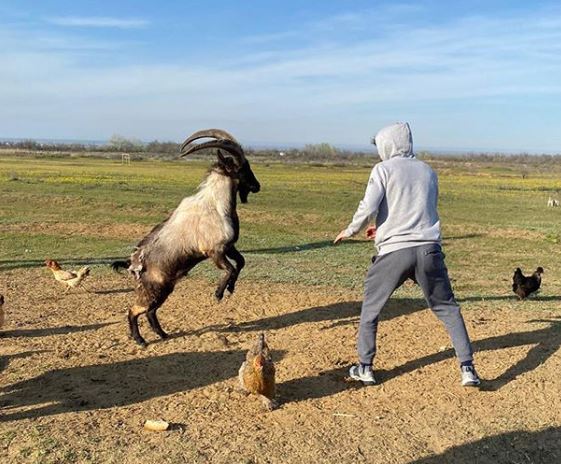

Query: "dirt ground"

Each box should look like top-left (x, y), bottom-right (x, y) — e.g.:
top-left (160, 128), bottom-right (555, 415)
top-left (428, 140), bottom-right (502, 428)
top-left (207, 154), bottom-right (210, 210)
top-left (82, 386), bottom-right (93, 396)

top-left (1, 268), bottom-right (560, 463)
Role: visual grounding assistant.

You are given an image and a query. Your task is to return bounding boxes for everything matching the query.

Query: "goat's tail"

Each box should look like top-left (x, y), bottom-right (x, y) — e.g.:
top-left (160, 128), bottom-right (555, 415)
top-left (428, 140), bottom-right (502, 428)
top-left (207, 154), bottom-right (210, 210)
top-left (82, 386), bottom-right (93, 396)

top-left (111, 259), bottom-right (131, 273)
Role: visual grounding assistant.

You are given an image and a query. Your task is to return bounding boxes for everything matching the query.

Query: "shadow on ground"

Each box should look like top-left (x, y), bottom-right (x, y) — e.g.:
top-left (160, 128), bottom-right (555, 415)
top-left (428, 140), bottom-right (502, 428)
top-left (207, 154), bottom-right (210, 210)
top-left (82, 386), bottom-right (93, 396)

top-left (409, 426), bottom-right (561, 464)
top-left (0, 349), bottom-right (271, 422)
top-left (459, 295), bottom-right (561, 303)
top-left (182, 298), bottom-right (429, 338)
top-left (1, 322), bottom-right (117, 339)
top-left (280, 318), bottom-right (561, 403)
top-left (92, 288), bottom-right (134, 295)
top-left (242, 239), bottom-right (371, 255)
top-left (0, 257), bottom-right (125, 272)
top-left (0, 350), bottom-right (47, 375)
top-left (280, 366), bottom-right (360, 404)
top-left (442, 233), bottom-right (483, 241)
top-left (376, 317), bottom-right (561, 391)
top-left (242, 234), bottom-right (482, 255)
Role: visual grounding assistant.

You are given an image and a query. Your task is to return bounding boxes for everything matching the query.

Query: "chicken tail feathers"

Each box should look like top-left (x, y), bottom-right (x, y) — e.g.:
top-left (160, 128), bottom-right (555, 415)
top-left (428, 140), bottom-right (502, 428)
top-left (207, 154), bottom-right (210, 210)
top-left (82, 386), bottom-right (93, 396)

top-left (512, 268), bottom-right (524, 285)
top-left (78, 266), bottom-right (91, 278)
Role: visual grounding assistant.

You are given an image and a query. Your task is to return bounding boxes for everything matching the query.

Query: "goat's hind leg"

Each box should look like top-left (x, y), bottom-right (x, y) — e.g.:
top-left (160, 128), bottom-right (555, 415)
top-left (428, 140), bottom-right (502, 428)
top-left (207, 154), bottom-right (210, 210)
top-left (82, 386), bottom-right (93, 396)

top-left (146, 283), bottom-right (173, 340)
top-left (212, 252), bottom-right (236, 301)
top-left (225, 246), bottom-right (245, 294)
top-left (147, 307), bottom-right (168, 340)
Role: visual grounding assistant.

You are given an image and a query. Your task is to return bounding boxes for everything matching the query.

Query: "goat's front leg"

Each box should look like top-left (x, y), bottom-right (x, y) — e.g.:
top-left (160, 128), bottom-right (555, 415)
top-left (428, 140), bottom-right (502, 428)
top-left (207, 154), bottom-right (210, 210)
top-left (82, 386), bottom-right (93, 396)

top-left (211, 252), bottom-right (236, 301)
top-left (225, 246), bottom-right (245, 294)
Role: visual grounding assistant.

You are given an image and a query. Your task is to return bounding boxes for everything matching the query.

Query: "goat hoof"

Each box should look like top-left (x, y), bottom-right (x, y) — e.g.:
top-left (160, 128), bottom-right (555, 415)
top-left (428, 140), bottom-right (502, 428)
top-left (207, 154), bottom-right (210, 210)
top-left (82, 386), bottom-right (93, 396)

top-left (133, 338), bottom-right (148, 348)
top-left (159, 332), bottom-right (169, 340)
top-left (214, 291), bottom-right (224, 302)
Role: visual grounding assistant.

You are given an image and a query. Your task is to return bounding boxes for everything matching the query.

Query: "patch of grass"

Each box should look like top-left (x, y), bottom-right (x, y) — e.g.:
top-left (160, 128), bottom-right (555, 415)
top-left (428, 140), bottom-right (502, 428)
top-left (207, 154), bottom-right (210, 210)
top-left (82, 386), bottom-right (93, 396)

top-left (1, 155), bottom-right (561, 300)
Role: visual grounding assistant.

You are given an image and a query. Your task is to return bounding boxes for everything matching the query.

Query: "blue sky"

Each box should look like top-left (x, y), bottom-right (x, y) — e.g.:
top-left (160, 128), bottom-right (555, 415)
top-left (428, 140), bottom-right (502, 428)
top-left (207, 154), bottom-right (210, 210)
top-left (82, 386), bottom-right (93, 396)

top-left (2, 0), bottom-right (561, 152)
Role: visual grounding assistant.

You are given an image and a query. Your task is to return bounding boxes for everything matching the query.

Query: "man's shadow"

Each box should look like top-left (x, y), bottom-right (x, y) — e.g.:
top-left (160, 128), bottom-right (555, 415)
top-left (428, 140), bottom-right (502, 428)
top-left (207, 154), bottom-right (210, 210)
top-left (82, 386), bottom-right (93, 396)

top-left (280, 318), bottom-right (561, 403)
top-left (376, 317), bottom-right (561, 391)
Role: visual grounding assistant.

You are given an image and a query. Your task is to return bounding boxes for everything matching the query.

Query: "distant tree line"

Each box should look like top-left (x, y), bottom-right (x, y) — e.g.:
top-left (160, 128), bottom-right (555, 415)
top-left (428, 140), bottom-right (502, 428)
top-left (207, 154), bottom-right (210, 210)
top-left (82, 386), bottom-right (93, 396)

top-left (0, 136), bottom-right (558, 163)
top-left (0, 136), bottom-right (374, 161)
top-left (421, 152), bottom-right (561, 164)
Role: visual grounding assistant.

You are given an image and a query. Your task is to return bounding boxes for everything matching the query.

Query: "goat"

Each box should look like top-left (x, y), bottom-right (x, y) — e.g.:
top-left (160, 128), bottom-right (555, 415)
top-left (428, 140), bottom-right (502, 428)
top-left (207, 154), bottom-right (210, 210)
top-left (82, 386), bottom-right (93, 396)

top-left (547, 197), bottom-right (559, 207)
top-left (112, 129), bottom-right (261, 347)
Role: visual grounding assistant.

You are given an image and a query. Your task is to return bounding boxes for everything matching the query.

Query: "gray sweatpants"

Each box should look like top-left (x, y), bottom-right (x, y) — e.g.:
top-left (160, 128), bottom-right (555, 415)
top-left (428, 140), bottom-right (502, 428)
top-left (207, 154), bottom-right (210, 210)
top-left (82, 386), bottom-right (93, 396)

top-left (358, 243), bottom-right (473, 365)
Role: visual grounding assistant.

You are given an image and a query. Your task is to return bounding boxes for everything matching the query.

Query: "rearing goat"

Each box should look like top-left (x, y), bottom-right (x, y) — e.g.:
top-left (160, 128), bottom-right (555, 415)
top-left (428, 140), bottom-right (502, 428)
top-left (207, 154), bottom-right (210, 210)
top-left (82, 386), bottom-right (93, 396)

top-left (113, 129), bottom-right (260, 346)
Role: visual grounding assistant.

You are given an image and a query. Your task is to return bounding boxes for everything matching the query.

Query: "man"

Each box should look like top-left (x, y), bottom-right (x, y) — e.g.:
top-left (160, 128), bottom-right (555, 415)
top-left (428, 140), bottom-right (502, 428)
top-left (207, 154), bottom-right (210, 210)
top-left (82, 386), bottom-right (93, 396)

top-left (334, 122), bottom-right (480, 387)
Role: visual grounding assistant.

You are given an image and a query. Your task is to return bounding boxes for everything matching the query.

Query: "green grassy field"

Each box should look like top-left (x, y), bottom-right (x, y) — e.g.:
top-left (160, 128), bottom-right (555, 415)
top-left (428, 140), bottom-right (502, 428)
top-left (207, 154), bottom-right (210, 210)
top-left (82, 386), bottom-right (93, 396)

top-left (2, 155), bottom-right (561, 298)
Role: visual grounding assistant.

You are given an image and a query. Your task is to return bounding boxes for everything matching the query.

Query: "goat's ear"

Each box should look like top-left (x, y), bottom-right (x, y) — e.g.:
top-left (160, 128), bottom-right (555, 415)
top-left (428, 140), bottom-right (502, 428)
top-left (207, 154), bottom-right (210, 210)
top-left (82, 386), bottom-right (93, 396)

top-left (217, 150), bottom-right (238, 173)
top-left (217, 149), bottom-right (228, 165)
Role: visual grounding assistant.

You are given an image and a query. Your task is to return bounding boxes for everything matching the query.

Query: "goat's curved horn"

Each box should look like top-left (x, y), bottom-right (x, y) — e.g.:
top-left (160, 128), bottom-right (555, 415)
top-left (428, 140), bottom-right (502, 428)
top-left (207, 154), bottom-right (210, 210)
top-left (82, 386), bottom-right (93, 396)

top-left (180, 139), bottom-right (245, 165)
top-left (180, 129), bottom-right (238, 153)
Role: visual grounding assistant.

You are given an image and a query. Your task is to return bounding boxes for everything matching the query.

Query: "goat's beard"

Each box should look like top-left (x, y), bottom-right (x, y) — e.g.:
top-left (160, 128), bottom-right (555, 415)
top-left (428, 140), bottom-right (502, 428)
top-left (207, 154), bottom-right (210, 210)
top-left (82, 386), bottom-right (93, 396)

top-left (239, 187), bottom-right (250, 203)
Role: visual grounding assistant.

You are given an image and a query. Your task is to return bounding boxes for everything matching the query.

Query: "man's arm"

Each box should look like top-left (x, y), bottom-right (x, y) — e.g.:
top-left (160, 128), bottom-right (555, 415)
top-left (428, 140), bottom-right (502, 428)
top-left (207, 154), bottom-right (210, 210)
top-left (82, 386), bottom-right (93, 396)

top-left (334, 165), bottom-right (386, 244)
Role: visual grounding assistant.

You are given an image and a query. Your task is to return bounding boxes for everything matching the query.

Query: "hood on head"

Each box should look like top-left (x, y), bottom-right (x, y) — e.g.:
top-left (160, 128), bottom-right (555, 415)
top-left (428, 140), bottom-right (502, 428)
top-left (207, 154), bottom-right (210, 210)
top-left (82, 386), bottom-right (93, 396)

top-left (374, 122), bottom-right (415, 161)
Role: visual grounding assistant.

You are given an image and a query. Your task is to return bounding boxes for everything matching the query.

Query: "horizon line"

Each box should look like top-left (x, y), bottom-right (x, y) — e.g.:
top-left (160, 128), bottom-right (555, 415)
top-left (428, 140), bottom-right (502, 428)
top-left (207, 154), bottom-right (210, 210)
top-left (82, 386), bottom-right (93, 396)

top-left (0, 136), bottom-right (560, 156)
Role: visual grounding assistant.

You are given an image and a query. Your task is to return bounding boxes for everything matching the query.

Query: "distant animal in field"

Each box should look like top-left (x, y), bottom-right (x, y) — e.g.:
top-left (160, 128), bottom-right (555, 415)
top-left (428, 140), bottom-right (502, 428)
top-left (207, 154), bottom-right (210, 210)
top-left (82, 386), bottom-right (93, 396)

top-left (111, 129), bottom-right (261, 347)
top-left (239, 333), bottom-right (277, 411)
top-left (547, 197), bottom-right (559, 207)
top-left (512, 267), bottom-right (543, 300)
top-left (45, 259), bottom-right (91, 293)
top-left (0, 294), bottom-right (4, 328)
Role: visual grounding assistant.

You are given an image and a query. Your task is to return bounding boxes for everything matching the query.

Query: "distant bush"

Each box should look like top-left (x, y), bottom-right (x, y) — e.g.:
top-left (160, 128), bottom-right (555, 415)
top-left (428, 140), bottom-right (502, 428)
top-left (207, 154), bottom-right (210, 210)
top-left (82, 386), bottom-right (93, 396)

top-left (107, 134), bottom-right (144, 152)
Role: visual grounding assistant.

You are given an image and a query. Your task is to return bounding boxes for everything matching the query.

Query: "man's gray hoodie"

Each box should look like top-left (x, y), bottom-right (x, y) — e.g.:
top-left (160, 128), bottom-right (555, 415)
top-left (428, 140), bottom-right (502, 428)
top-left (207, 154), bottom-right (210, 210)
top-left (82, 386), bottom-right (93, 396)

top-left (344, 122), bottom-right (441, 255)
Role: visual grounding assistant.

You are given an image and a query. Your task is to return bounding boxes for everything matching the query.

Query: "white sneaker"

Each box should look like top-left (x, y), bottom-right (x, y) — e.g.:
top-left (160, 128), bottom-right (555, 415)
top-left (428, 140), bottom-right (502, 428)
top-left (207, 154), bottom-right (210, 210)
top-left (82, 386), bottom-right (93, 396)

top-left (461, 365), bottom-right (481, 387)
top-left (349, 364), bottom-right (376, 385)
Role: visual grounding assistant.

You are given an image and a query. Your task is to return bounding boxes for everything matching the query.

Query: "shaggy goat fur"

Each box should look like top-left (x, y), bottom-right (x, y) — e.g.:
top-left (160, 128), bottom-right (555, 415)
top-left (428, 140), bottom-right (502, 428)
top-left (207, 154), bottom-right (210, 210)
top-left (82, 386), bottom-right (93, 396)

top-left (113, 130), bottom-right (260, 346)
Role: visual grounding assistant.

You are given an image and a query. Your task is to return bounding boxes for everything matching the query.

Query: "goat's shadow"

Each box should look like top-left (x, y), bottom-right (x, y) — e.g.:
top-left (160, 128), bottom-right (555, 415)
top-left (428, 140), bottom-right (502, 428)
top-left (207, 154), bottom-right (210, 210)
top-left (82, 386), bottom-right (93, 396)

top-left (183, 297), bottom-right (429, 337)
top-left (0, 349), bottom-right (288, 422)
top-left (409, 426), bottom-right (561, 464)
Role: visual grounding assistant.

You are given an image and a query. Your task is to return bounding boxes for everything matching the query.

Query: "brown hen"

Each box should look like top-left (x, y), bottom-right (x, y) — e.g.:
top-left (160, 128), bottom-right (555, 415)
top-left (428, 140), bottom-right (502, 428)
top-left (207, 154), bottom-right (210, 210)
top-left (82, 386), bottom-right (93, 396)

top-left (238, 333), bottom-right (277, 410)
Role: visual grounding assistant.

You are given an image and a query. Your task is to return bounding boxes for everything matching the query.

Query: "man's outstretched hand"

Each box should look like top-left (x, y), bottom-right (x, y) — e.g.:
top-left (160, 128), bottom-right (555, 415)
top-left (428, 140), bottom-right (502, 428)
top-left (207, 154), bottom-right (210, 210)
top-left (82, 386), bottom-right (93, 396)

top-left (334, 230), bottom-right (348, 244)
top-left (366, 225), bottom-right (377, 240)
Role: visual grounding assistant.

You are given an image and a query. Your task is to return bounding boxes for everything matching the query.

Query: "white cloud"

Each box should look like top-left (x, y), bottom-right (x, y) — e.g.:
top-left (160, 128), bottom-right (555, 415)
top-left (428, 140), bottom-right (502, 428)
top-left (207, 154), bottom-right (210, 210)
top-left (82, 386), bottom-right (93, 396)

top-left (45, 16), bottom-right (149, 29)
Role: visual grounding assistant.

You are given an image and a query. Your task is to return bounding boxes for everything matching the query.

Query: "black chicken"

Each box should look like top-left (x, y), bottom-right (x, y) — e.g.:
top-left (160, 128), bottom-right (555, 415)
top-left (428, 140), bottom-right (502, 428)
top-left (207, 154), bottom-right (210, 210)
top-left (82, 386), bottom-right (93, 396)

top-left (512, 267), bottom-right (543, 300)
